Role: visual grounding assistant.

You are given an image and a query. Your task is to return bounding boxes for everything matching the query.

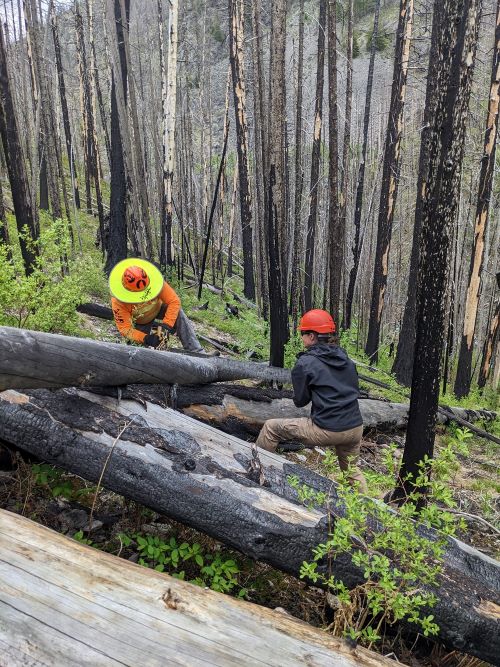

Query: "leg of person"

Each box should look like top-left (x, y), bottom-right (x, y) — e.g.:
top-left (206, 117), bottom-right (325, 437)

top-left (255, 418), bottom-right (317, 452)
top-left (173, 309), bottom-right (205, 353)
top-left (333, 425), bottom-right (367, 493)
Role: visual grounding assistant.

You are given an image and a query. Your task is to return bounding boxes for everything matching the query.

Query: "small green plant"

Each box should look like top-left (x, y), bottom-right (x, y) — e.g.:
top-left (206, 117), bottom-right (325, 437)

top-left (132, 532), bottom-right (246, 596)
top-left (288, 474), bottom-right (328, 509)
top-left (31, 463), bottom-right (95, 501)
top-left (292, 440), bottom-right (467, 649)
top-left (72, 530), bottom-right (95, 546)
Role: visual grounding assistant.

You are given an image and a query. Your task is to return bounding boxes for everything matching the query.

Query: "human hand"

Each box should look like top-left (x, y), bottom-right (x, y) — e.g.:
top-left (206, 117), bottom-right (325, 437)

top-left (144, 333), bottom-right (161, 348)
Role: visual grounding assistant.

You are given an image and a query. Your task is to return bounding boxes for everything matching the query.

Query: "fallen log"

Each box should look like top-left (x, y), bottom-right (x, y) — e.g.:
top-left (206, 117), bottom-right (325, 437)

top-left (97, 383), bottom-right (497, 440)
top-left (0, 510), bottom-right (395, 667)
top-left (76, 303), bottom-right (499, 444)
top-left (0, 388), bottom-right (498, 664)
top-left (0, 327), bottom-right (290, 390)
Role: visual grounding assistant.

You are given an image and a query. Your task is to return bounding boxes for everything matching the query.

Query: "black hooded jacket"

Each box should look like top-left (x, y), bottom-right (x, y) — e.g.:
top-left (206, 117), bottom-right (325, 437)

top-left (291, 344), bottom-right (362, 432)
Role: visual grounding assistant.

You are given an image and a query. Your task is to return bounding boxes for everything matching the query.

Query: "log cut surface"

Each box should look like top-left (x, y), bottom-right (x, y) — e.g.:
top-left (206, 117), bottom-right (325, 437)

top-left (0, 388), bottom-right (499, 664)
top-left (0, 509), bottom-right (395, 667)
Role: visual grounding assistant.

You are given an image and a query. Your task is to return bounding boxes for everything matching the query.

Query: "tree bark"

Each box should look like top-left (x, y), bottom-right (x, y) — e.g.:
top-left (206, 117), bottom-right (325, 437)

top-left (327, 0), bottom-right (341, 318)
top-left (0, 19), bottom-right (37, 275)
top-left (267, 0), bottom-right (289, 367)
top-left (228, 0), bottom-right (255, 301)
top-left (290, 0), bottom-right (305, 328)
top-left (303, 0), bottom-right (327, 312)
top-left (0, 326), bottom-right (291, 391)
top-left (365, 0), bottom-right (413, 363)
top-left (0, 387), bottom-right (498, 665)
top-left (343, 0), bottom-right (381, 330)
top-left (454, 0), bottom-right (500, 398)
top-left (397, 0), bottom-right (482, 496)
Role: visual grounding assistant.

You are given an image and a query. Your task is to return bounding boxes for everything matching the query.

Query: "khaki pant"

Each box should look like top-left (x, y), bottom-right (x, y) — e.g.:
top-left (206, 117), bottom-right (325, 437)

top-left (256, 418), bottom-right (367, 493)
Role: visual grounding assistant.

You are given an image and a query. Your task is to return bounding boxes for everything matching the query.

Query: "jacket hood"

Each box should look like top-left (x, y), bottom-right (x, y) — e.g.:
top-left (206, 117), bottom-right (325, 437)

top-left (298, 343), bottom-right (349, 369)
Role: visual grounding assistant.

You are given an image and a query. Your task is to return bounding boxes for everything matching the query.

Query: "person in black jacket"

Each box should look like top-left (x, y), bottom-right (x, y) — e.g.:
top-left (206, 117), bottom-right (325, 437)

top-left (256, 309), bottom-right (367, 492)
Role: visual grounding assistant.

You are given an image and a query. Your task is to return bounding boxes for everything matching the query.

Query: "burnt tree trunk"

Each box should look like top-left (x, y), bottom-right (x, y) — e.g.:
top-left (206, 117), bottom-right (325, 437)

top-left (0, 19), bottom-right (37, 275)
top-left (454, 0), bottom-right (500, 397)
top-left (51, 5), bottom-right (80, 210)
top-left (327, 0), bottom-right (341, 318)
top-left (303, 0), bottom-right (327, 311)
top-left (228, 0), bottom-right (255, 301)
top-left (289, 0), bottom-right (305, 328)
top-left (478, 297), bottom-right (499, 388)
top-left (365, 0), bottom-right (413, 363)
top-left (104, 0), bottom-right (129, 273)
top-left (267, 0), bottom-right (289, 367)
top-left (343, 0), bottom-right (381, 330)
top-left (397, 0), bottom-right (482, 497)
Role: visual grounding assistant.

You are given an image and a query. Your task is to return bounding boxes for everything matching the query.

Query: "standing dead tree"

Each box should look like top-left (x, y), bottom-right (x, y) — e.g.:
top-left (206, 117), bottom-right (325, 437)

top-left (228, 0), bottom-right (255, 301)
top-left (344, 0), bottom-right (381, 330)
top-left (159, 0), bottom-right (179, 269)
top-left (365, 0), bottom-right (414, 363)
top-left (454, 0), bottom-right (500, 397)
top-left (303, 0), bottom-right (327, 311)
top-left (0, 18), bottom-right (37, 274)
top-left (396, 0), bottom-right (482, 498)
top-left (267, 0), bottom-right (289, 367)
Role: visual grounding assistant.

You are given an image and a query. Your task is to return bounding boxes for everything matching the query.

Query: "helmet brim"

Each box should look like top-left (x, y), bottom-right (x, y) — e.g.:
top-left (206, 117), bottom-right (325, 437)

top-left (109, 258), bottom-right (164, 303)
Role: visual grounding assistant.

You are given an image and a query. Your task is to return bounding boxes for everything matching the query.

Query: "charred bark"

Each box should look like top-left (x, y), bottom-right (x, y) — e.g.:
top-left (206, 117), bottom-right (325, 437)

top-left (0, 327), bottom-right (291, 391)
top-left (0, 19), bottom-right (37, 275)
top-left (454, 1), bottom-right (500, 397)
top-left (0, 387), bottom-right (498, 665)
top-left (365, 0), bottom-right (413, 363)
top-left (303, 0), bottom-right (327, 311)
top-left (397, 0), bottom-right (482, 496)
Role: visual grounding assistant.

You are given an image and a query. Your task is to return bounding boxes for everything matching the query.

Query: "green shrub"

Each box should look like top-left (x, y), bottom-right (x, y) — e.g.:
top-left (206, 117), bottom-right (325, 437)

top-left (0, 218), bottom-right (107, 335)
top-left (291, 433), bottom-right (468, 649)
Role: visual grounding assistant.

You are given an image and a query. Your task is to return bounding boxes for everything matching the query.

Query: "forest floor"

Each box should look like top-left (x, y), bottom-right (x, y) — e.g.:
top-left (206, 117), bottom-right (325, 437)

top-left (0, 271), bottom-right (498, 667)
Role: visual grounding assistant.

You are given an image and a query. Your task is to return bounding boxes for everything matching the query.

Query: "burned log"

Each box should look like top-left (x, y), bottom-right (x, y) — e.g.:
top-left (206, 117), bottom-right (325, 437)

top-left (0, 388), bottom-right (498, 664)
top-left (0, 327), bottom-right (290, 391)
top-left (98, 383), bottom-right (497, 440)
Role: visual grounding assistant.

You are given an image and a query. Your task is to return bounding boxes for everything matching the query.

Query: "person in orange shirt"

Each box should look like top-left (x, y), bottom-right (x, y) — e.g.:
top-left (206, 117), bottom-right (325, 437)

top-left (109, 258), bottom-right (211, 353)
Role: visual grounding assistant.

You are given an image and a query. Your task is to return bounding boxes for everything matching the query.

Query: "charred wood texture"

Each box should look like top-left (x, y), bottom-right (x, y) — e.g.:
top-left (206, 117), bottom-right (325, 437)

top-left (0, 387), bottom-right (498, 664)
top-left (91, 383), bottom-right (497, 441)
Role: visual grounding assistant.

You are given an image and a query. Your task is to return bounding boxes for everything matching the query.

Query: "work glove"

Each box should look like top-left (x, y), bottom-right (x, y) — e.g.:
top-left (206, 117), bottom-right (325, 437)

top-left (143, 333), bottom-right (161, 348)
top-left (162, 323), bottom-right (175, 334)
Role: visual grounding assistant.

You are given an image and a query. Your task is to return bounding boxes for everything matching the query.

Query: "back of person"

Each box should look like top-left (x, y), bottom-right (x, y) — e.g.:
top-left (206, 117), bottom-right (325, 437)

top-left (292, 343), bottom-right (362, 432)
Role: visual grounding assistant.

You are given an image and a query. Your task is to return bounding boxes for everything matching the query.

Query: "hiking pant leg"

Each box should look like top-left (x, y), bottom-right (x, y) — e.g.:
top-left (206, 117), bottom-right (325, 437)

top-left (332, 426), bottom-right (367, 493)
top-left (255, 418), bottom-right (315, 452)
top-left (174, 309), bottom-right (204, 352)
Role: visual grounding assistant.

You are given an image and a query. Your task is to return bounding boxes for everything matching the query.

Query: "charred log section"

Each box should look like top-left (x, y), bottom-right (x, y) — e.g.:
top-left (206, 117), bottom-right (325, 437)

top-left (0, 388), bottom-right (498, 664)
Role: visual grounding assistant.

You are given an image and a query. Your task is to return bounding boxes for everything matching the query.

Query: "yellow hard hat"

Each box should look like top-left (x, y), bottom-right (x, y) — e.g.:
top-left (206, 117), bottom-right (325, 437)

top-left (109, 258), bottom-right (164, 303)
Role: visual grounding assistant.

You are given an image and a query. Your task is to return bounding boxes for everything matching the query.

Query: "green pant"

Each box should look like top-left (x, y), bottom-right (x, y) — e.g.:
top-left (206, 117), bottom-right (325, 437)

top-left (256, 418), bottom-right (367, 493)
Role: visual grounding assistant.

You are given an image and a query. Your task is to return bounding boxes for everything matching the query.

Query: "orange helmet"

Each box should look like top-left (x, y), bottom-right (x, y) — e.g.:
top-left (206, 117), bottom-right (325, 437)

top-left (122, 265), bottom-right (150, 292)
top-left (299, 309), bottom-right (336, 334)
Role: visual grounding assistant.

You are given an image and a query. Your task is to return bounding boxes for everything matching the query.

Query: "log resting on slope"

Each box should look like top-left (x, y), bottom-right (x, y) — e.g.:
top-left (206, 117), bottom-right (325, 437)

top-left (0, 388), bottom-right (498, 665)
top-left (0, 327), bottom-right (290, 390)
top-left (91, 383), bottom-right (497, 439)
top-left (0, 510), bottom-right (394, 667)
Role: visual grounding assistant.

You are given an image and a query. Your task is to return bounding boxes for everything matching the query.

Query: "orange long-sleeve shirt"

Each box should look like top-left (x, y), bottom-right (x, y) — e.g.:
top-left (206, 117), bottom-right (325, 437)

top-left (111, 281), bottom-right (181, 344)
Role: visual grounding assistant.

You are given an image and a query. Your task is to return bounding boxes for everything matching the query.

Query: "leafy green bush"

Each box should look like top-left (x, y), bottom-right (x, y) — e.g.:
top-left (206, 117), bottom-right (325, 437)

top-left (291, 434), bottom-right (468, 649)
top-left (0, 218), bottom-right (107, 335)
